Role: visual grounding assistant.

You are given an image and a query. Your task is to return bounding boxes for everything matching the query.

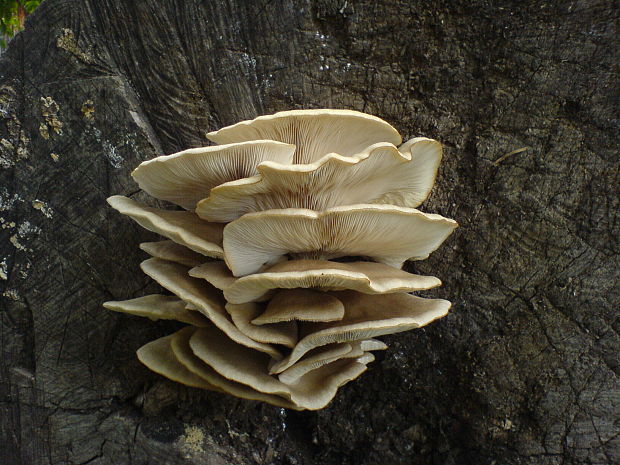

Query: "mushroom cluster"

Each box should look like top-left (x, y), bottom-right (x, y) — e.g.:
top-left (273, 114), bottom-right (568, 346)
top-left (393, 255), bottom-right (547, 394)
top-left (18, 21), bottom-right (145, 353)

top-left (105, 109), bottom-right (457, 410)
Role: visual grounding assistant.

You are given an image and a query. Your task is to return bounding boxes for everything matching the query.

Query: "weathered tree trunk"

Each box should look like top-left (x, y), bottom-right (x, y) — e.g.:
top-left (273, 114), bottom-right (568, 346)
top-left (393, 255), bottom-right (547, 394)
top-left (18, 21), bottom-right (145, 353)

top-left (0, 1), bottom-right (618, 464)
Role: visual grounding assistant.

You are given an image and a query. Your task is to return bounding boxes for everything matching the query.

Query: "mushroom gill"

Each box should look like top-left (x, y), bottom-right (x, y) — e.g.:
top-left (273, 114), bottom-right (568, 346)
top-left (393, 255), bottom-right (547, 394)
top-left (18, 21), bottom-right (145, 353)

top-left (104, 109), bottom-right (457, 410)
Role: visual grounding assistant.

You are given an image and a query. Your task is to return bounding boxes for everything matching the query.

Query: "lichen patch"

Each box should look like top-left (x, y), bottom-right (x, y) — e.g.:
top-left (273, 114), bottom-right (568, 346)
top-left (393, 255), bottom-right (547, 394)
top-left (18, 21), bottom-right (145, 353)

top-left (32, 199), bottom-right (53, 218)
top-left (40, 96), bottom-right (63, 137)
top-left (0, 257), bottom-right (7, 280)
top-left (81, 100), bottom-right (95, 121)
top-left (56, 28), bottom-right (93, 63)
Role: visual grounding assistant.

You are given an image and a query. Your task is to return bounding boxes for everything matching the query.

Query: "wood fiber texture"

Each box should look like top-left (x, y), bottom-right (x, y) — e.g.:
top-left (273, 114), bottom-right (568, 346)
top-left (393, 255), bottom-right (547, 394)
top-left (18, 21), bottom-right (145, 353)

top-left (0, 1), bottom-right (618, 464)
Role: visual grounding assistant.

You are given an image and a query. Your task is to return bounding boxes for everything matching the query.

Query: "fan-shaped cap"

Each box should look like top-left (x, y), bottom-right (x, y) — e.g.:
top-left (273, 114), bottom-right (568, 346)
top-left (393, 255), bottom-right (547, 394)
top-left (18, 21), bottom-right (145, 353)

top-left (207, 109), bottom-right (402, 164)
top-left (225, 302), bottom-right (298, 348)
top-left (223, 205), bottom-right (458, 276)
top-left (252, 289), bottom-right (345, 324)
top-left (197, 139), bottom-right (442, 222)
top-left (140, 257), bottom-right (282, 360)
top-left (269, 291), bottom-right (451, 374)
top-left (103, 294), bottom-right (209, 326)
top-left (188, 261), bottom-right (238, 291)
top-left (132, 141), bottom-right (296, 209)
top-left (137, 333), bottom-right (218, 390)
top-left (140, 241), bottom-right (206, 268)
top-left (107, 196), bottom-right (224, 258)
top-left (190, 325), bottom-right (367, 410)
top-left (216, 260), bottom-right (441, 303)
top-left (170, 327), bottom-right (298, 409)
top-left (277, 340), bottom-right (366, 385)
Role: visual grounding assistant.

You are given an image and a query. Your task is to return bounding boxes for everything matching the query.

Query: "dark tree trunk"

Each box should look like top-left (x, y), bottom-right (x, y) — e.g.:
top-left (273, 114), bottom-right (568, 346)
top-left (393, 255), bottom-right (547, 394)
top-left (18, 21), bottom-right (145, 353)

top-left (0, 1), bottom-right (618, 464)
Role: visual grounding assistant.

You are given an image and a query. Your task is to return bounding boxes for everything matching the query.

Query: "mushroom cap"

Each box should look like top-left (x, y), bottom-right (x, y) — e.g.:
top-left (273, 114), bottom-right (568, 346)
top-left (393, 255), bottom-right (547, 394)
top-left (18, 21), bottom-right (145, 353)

top-left (190, 324), bottom-right (368, 410)
top-left (277, 340), bottom-right (366, 385)
top-left (252, 289), bottom-right (345, 324)
top-left (136, 333), bottom-right (219, 391)
top-left (217, 259), bottom-right (442, 303)
top-left (223, 205), bottom-right (458, 276)
top-left (189, 259), bottom-right (441, 304)
top-left (107, 196), bottom-right (224, 258)
top-left (140, 257), bottom-right (282, 360)
top-left (269, 290), bottom-right (451, 374)
top-left (131, 140), bottom-right (296, 209)
top-left (207, 109), bottom-right (402, 164)
top-left (140, 240), bottom-right (207, 268)
top-left (170, 327), bottom-right (298, 409)
top-left (197, 139), bottom-right (442, 222)
top-left (225, 301), bottom-right (298, 348)
top-left (103, 294), bottom-right (209, 326)
top-left (188, 261), bottom-right (239, 291)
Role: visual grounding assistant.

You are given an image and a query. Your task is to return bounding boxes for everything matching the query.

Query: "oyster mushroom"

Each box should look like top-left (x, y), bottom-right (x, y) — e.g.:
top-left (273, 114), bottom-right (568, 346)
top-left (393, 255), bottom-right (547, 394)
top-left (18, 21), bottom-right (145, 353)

top-left (105, 108), bottom-right (458, 410)
top-left (269, 291), bottom-right (451, 374)
top-left (103, 294), bottom-right (209, 326)
top-left (190, 259), bottom-right (441, 304)
top-left (107, 196), bottom-right (224, 258)
top-left (223, 205), bottom-right (458, 276)
top-left (189, 324), bottom-right (369, 410)
top-left (197, 138), bottom-right (442, 222)
top-left (139, 240), bottom-right (206, 267)
top-left (140, 257), bottom-right (282, 359)
top-left (207, 109), bottom-right (402, 164)
top-left (252, 289), bottom-right (345, 324)
top-left (132, 140), bottom-right (296, 209)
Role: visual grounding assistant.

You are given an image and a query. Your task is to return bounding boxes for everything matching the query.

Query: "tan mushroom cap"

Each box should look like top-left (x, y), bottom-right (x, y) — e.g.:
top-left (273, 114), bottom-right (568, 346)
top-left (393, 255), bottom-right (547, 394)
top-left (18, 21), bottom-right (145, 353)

top-left (107, 196), bottom-right (224, 258)
top-left (207, 109), bottom-right (402, 164)
top-left (140, 257), bottom-right (282, 360)
top-left (188, 261), bottom-right (238, 291)
top-left (197, 139), bottom-right (442, 222)
top-left (223, 206), bottom-right (458, 276)
top-left (140, 241), bottom-right (206, 268)
top-left (217, 260), bottom-right (442, 303)
top-left (131, 141), bottom-right (296, 209)
top-left (170, 327), bottom-right (298, 409)
top-left (269, 291), bottom-right (451, 374)
top-left (277, 340), bottom-right (366, 385)
top-left (137, 333), bottom-right (219, 391)
top-left (225, 302), bottom-right (298, 348)
top-left (190, 325), bottom-right (367, 410)
top-left (355, 352), bottom-right (376, 365)
top-left (103, 294), bottom-right (209, 326)
top-left (252, 289), bottom-right (345, 324)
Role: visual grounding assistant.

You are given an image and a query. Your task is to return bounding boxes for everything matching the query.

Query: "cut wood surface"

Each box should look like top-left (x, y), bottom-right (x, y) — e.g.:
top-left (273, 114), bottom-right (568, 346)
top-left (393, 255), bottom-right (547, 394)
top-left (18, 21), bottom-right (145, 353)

top-left (0, 1), bottom-right (618, 464)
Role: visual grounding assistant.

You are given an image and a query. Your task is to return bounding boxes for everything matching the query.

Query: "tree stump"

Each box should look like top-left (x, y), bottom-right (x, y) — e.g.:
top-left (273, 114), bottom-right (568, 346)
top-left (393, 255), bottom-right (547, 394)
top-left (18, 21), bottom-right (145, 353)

top-left (1, 1), bottom-right (618, 464)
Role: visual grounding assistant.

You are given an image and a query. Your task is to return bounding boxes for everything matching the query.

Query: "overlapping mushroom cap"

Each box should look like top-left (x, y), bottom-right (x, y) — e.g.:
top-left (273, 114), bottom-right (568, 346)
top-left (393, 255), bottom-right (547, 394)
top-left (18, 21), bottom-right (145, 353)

top-left (104, 109), bottom-right (457, 410)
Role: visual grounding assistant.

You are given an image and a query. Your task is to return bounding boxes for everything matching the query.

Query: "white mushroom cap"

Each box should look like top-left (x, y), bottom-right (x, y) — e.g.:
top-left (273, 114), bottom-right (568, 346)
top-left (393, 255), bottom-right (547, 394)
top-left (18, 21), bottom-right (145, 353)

top-left (223, 205), bottom-right (458, 276)
top-left (197, 139), bottom-right (442, 222)
top-left (140, 241), bottom-right (206, 268)
top-left (252, 289), bottom-right (345, 324)
top-left (220, 260), bottom-right (441, 303)
top-left (189, 325), bottom-right (367, 410)
top-left (225, 302), bottom-right (298, 348)
top-left (207, 109), bottom-right (402, 164)
top-left (107, 196), bottom-right (224, 258)
top-left (131, 141), bottom-right (296, 209)
top-left (103, 294), bottom-right (209, 326)
top-left (170, 327), bottom-right (298, 409)
top-left (140, 257), bottom-right (282, 360)
top-left (269, 291), bottom-right (451, 374)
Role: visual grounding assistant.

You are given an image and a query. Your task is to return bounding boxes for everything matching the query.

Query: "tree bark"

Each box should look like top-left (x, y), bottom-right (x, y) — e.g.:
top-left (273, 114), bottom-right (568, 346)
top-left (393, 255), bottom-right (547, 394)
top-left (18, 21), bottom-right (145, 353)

top-left (0, 1), bottom-right (618, 464)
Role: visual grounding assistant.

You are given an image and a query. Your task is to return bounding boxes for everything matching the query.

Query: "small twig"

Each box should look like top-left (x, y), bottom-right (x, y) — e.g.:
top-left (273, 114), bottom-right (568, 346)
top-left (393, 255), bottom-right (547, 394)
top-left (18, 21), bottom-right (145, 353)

top-left (493, 146), bottom-right (529, 165)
